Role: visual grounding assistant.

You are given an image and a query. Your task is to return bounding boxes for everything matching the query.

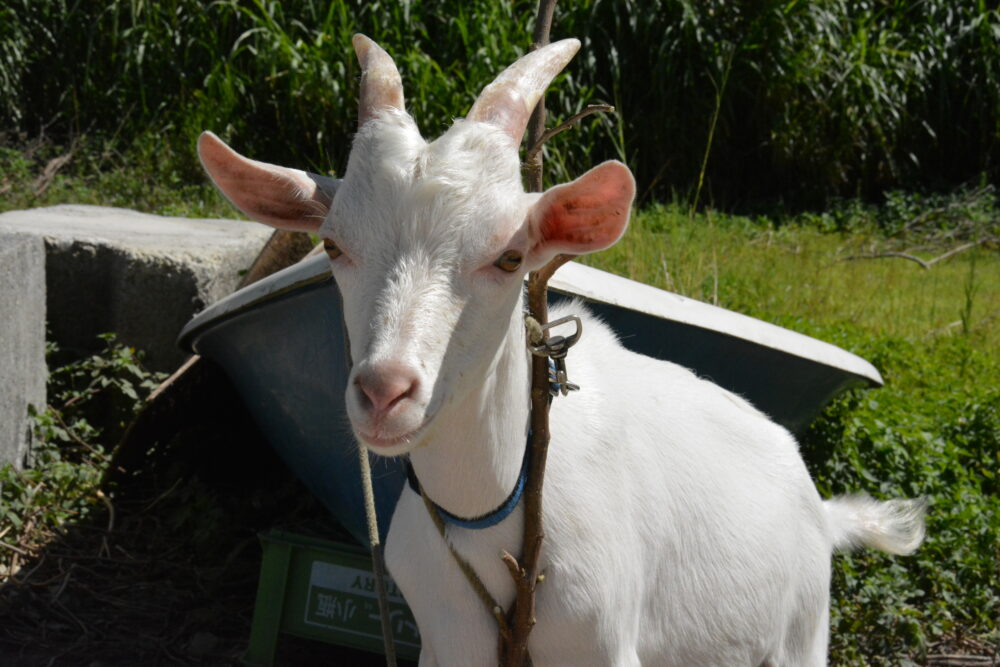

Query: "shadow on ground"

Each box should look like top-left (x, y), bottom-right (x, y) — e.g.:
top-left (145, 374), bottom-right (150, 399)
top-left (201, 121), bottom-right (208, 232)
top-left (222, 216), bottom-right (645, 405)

top-left (0, 360), bottom-right (413, 666)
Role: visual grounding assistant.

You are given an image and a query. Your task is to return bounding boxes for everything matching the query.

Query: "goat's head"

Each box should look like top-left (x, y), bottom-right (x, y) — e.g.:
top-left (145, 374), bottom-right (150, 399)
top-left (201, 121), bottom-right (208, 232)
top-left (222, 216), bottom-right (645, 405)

top-left (199, 35), bottom-right (635, 456)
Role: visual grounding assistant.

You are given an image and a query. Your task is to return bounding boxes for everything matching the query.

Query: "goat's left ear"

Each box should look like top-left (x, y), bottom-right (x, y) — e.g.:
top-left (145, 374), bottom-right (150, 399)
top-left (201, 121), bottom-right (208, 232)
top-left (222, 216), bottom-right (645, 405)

top-left (198, 131), bottom-right (340, 232)
top-left (526, 160), bottom-right (635, 266)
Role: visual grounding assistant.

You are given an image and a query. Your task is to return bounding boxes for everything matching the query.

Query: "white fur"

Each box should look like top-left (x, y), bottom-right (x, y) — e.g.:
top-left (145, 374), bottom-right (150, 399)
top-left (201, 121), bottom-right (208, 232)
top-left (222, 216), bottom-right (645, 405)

top-left (325, 117), bottom-right (924, 665)
top-left (201, 45), bottom-right (926, 667)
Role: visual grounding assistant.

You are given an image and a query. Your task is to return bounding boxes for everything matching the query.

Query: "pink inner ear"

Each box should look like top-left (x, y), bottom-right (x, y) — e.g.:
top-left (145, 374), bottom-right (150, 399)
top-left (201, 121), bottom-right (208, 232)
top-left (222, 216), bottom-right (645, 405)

top-left (198, 131), bottom-right (332, 232)
top-left (540, 194), bottom-right (627, 248)
top-left (532, 161), bottom-right (635, 256)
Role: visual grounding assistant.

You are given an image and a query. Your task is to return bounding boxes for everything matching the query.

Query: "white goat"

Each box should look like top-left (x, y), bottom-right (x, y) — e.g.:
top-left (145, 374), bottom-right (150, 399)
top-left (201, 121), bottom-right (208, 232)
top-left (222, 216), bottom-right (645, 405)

top-left (199, 35), bottom-right (925, 667)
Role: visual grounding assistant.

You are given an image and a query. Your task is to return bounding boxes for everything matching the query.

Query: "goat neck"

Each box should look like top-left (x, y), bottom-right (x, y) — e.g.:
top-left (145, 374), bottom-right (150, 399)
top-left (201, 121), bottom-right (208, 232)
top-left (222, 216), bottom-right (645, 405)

top-left (407, 296), bottom-right (532, 519)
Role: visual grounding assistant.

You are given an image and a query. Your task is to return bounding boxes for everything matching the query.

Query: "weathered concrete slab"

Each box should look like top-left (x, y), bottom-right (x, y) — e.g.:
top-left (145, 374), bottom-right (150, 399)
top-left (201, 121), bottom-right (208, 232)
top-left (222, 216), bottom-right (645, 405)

top-left (0, 205), bottom-right (272, 372)
top-left (0, 232), bottom-right (46, 469)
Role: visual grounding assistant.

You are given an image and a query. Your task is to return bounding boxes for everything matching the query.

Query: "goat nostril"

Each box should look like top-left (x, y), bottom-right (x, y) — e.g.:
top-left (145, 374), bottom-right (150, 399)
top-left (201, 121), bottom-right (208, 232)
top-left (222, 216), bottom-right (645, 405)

top-left (385, 378), bottom-right (417, 410)
top-left (356, 371), bottom-right (418, 415)
top-left (355, 378), bottom-right (374, 410)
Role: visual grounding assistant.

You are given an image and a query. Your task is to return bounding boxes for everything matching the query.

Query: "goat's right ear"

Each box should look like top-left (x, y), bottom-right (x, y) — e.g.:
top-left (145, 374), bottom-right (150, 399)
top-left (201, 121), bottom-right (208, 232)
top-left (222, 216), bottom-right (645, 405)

top-left (525, 160), bottom-right (635, 267)
top-left (197, 131), bottom-right (339, 232)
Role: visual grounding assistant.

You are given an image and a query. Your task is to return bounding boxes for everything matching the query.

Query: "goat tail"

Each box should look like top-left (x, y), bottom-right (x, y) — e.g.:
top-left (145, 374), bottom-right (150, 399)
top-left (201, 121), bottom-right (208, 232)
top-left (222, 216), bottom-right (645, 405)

top-left (823, 494), bottom-right (927, 555)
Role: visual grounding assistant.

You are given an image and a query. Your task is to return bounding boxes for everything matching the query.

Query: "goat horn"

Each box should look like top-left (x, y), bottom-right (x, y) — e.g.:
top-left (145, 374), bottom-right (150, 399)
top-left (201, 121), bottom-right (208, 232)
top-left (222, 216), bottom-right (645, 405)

top-left (353, 34), bottom-right (405, 128)
top-left (467, 38), bottom-right (581, 147)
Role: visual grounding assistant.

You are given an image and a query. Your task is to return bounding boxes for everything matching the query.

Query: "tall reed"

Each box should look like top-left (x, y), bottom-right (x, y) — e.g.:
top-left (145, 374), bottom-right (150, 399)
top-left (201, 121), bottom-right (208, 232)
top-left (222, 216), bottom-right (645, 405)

top-left (2, 0), bottom-right (998, 208)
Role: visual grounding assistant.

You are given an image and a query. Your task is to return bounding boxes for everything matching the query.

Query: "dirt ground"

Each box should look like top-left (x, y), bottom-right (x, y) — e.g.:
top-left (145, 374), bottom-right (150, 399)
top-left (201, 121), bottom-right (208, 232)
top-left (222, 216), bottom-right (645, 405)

top-left (0, 369), bottom-right (413, 667)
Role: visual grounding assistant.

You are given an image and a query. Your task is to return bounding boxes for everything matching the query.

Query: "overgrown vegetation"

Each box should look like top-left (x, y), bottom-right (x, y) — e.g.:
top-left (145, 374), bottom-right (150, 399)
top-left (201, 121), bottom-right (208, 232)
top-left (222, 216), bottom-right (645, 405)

top-left (0, 141), bottom-right (234, 218)
top-left (0, 336), bottom-right (165, 576)
top-left (0, 338), bottom-right (347, 664)
top-left (814, 340), bottom-right (1000, 664)
top-left (2, 1), bottom-right (998, 663)
top-left (2, 0), bottom-right (998, 208)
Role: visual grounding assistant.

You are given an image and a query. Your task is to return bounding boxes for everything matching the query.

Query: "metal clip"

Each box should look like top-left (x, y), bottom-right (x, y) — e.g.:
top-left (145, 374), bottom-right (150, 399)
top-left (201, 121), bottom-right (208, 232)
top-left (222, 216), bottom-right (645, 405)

top-left (528, 315), bottom-right (582, 396)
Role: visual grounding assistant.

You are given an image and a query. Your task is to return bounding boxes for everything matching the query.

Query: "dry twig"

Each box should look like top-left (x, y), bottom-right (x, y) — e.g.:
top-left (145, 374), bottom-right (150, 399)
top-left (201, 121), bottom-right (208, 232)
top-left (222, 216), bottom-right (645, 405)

top-left (841, 237), bottom-right (995, 270)
top-left (0, 540), bottom-right (30, 557)
top-left (525, 104), bottom-right (615, 163)
top-left (31, 151), bottom-right (74, 197)
top-left (926, 655), bottom-right (996, 666)
top-left (842, 250), bottom-right (931, 269)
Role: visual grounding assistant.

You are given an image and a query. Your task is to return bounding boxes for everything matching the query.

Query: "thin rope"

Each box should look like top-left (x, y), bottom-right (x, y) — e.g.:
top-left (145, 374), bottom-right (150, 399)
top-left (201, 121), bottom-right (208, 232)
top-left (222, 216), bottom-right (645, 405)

top-left (420, 489), bottom-right (505, 618)
top-left (339, 287), bottom-right (398, 667)
top-left (360, 447), bottom-right (398, 667)
top-left (412, 360), bottom-right (564, 660)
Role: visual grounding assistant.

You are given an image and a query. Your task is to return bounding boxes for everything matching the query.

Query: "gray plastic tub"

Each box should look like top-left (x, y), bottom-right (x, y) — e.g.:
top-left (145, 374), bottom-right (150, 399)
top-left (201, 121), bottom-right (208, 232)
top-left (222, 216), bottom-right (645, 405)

top-left (178, 255), bottom-right (881, 546)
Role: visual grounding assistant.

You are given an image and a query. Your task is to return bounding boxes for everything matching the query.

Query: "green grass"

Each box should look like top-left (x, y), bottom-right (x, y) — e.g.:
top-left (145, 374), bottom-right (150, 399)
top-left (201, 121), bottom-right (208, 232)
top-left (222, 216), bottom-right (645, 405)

top-left (3, 2), bottom-right (997, 661)
top-left (585, 203), bottom-right (1000, 347)
top-left (2, 165), bottom-right (996, 662)
top-left (0, 142), bottom-right (235, 218)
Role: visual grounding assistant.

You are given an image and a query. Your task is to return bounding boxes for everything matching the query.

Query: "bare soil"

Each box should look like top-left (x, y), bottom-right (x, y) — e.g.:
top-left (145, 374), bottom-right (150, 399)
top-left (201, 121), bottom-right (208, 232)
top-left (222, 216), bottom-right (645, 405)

top-left (0, 370), bottom-right (411, 666)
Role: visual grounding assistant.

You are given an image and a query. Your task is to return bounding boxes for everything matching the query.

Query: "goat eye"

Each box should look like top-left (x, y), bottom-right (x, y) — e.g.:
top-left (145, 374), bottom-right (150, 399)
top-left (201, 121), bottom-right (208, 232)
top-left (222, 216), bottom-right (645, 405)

top-left (323, 239), bottom-right (343, 260)
top-left (494, 249), bottom-right (523, 273)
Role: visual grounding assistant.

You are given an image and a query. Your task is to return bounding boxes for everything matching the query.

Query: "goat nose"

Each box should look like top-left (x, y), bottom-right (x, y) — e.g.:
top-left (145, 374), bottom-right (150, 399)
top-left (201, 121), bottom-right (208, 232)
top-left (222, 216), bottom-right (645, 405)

top-left (355, 364), bottom-right (419, 415)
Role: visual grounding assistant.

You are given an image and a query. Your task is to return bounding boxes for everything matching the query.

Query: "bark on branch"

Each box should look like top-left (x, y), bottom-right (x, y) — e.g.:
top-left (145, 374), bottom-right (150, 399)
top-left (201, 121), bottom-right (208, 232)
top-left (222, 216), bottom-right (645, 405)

top-left (499, 1), bottom-right (563, 665)
top-left (522, 0), bottom-right (558, 195)
top-left (840, 238), bottom-right (995, 270)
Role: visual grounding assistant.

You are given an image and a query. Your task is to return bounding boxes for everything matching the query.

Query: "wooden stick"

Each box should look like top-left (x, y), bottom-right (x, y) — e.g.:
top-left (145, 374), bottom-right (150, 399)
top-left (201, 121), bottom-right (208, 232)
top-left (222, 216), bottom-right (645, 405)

top-left (925, 655), bottom-right (994, 666)
top-left (499, 2), bottom-right (561, 664)
top-left (522, 0), bottom-right (558, 194)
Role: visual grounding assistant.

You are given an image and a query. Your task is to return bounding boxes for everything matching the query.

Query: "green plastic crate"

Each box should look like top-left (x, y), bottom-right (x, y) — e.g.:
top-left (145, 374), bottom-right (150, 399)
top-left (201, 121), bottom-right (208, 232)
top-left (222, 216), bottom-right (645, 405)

top-left (245, 530), bottom-right (421, 665)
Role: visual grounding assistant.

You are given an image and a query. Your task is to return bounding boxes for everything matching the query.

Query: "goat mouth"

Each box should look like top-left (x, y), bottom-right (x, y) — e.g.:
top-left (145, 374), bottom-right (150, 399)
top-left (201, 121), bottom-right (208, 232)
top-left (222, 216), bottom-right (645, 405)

top-left (359, 432), bottom-right (412, 449)
top-left (356, 417), bottom-right (432, 453)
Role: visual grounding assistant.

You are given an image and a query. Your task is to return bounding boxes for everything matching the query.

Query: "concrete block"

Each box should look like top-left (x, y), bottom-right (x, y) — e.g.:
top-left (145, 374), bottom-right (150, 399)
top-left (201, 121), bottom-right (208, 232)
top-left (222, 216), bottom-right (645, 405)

top-left (0, 232), bottom-right (46, 469)
top-left (0, 205), bottom-right (272, 372)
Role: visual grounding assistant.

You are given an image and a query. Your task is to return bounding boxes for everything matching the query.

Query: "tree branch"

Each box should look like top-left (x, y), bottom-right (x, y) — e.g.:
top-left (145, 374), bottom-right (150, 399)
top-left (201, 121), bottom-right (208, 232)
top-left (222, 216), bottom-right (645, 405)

top-left (925, 239), bottom-right (990, 266)
top-left (502, 2), bottom-right (561, 664)
top-left (841, 251), bottom-right (931, 270)
top-left (840, 237), bottom-right (995, 271)
top-left (522, 0), bottom-right (558, 194)
top-left (525, 104), bottom-right (615, 163)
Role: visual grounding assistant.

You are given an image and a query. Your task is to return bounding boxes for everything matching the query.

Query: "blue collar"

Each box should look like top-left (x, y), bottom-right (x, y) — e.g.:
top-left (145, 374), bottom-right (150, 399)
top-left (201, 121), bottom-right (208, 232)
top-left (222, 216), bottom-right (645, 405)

top-left (405, 435), bottom-right (531, 530)
top-left (405, 359), bottom-right (562, 530)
